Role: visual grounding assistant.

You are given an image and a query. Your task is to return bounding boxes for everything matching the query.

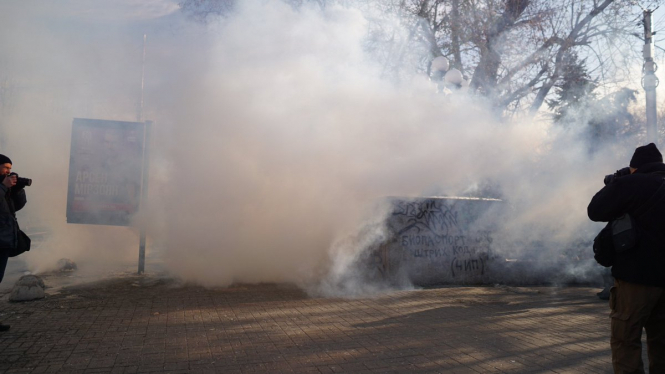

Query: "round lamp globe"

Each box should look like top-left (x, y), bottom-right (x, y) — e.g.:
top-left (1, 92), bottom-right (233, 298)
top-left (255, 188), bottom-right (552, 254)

top-left (431, 56), bottom-right (450, 72)
top-left (445, 68), bottom-right (463, 85)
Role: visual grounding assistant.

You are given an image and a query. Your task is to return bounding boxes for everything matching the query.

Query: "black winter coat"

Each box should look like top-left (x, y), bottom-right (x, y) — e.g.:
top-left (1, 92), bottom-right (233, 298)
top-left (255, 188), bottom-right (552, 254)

top-left (0, 184), bottom-right (26, 217)
top-left (588, 162), bottom-right (665, 287)
top-left (0, 184), bottom-right (27, 249)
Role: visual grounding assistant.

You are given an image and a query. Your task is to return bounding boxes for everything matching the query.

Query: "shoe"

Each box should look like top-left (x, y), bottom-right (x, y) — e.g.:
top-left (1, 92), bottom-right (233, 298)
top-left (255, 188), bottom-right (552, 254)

top-left (597, 289), bottom-right (610, 300)
top-left (0, 324), bottom-right (10, 332)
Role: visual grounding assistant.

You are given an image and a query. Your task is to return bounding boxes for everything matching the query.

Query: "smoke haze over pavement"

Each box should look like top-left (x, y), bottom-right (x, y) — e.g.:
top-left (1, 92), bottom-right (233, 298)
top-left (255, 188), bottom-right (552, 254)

top-left (0, 0), bottom-right (637, 294)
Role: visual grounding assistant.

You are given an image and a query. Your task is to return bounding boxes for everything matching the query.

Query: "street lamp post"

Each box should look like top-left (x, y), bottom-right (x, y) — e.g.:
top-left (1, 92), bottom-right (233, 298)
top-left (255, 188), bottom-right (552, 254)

top-left (643, 10), bottom-right (659, 144)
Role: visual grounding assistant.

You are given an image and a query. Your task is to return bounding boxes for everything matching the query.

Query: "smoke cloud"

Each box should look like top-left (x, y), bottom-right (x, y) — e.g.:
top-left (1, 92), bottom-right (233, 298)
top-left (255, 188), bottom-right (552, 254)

top-left (0, 1), bottom-right (639, 293)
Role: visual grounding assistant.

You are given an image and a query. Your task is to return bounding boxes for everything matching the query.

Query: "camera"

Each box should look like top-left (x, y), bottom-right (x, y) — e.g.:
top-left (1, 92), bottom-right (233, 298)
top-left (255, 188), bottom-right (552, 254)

top-left (7, 172), bottom-right (32, 188)
top-left (604, 167), bottom-right (631, 185)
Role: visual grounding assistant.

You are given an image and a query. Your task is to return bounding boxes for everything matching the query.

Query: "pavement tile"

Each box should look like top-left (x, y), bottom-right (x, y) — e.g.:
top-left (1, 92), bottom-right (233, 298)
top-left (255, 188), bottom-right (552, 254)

top-left (0, 275), bottom-right (630, 374)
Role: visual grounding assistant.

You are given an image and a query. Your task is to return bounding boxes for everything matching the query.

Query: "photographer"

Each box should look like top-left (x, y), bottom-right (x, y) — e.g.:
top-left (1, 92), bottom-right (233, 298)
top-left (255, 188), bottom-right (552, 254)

top-left (0, 154), bottom-right (26, 332)
top-left (588, 143), bottom-right (665, 373)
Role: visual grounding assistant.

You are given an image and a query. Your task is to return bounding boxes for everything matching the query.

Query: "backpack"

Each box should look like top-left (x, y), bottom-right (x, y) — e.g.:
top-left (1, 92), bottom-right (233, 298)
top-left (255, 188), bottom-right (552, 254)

top-left (611, 214), bottom-right (638, 253)
top-left (593, 222), bottom-right (615, 267)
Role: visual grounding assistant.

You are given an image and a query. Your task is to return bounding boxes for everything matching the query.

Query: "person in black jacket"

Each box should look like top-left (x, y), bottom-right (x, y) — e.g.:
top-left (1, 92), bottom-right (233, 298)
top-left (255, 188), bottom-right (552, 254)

top-left (0, 154), bottom-right (27, 332)
top-left (588, 143), bottom-right (665, 374)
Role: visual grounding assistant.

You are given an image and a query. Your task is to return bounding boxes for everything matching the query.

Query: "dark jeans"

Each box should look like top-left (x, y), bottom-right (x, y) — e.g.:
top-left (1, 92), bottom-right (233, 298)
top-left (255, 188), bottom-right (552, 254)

top-left (0, 249), bottom-right (7, 284)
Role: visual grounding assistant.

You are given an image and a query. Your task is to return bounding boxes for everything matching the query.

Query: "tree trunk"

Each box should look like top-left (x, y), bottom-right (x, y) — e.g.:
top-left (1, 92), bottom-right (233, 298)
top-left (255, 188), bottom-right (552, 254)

top-left (450, 0), bottom-right (462, 70)
top-left (470, 0), bottom-right (530, 96)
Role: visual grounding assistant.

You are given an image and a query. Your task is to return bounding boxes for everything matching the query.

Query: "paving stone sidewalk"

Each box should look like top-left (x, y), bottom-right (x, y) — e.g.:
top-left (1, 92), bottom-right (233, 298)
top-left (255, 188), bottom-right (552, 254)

top-left (0, 273), bottom-right (616, 373)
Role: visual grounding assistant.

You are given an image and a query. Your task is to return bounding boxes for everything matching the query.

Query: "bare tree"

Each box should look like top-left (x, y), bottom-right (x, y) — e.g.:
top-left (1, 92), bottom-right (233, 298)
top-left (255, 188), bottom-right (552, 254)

top-left (469, 0), bottom-right (531, 97)
top-left (179, 0), bottom-right (332, 21)
top-left (179, 0), bottom-right (664, 115)
top-left (366, 0), bottom-right (663, 114)
top-left (179, 0), bottom-right (235, 22)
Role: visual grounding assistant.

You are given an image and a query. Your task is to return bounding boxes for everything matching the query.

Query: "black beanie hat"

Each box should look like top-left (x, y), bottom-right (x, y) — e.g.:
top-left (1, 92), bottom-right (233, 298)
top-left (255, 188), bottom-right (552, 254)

top-left (630, 143), bottom-right (663, 168)
top-left (0, 154), bottom-right (11, 165)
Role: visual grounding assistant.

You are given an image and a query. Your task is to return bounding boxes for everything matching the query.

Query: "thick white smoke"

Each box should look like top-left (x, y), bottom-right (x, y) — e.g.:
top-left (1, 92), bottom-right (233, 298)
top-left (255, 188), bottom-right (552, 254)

top-left (0, 0), bottom-right (640, 293)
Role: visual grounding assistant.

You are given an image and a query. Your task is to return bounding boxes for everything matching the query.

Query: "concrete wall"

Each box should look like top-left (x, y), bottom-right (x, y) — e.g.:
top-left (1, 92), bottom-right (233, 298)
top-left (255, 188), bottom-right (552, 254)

top-left (374, 197), bottom-right (500, 286)
top-left (371, 197), bottom-right (601, 286)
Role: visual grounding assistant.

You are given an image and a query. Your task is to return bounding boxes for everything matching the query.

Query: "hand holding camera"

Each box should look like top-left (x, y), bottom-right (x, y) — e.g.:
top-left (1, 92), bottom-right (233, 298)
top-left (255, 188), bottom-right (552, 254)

top-left (2, 174), bottom-right (15, 188)
top-left (604, 167), bottom-right (631, 186)
top-left (2, 173), bottom-right (32, 190)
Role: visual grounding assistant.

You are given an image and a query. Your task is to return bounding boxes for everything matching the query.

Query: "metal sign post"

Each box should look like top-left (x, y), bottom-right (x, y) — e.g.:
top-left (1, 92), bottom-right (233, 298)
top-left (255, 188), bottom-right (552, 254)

top-left (138, 121), bottom-right (151, 274)
top-left (137, 34), bottom-right (148, 274)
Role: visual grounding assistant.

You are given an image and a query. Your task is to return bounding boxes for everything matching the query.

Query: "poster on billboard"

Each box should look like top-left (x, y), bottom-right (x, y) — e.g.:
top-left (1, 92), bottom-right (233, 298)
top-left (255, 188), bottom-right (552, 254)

top-left (67, 118), bottom-right (146, 226)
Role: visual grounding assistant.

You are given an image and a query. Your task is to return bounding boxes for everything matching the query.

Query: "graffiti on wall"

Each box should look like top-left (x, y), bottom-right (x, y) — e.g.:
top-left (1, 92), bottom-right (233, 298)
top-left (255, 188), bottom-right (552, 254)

top-left (383, 198), bottom-right (496, 279)
top-left (393, 199), bottom-right (459, 237)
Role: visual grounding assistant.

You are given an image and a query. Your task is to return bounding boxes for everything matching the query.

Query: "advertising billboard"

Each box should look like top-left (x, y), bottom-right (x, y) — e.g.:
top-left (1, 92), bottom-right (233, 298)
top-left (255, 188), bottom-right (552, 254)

top-left (67, 118), bottom-right (146, 226)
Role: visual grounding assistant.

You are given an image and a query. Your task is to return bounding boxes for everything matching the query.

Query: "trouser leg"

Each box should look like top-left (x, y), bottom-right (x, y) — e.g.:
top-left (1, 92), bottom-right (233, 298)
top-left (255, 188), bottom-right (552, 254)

top-left (611, 279), bottom-right (649, 374)
top-left (0, 251), bottom-right (7, 284)
top-left (645, 287), bottom-right (665, 374)
top-left (604, 270), bottom-right (615, 289)
top-left (599, 268), bottom-right (613, 300)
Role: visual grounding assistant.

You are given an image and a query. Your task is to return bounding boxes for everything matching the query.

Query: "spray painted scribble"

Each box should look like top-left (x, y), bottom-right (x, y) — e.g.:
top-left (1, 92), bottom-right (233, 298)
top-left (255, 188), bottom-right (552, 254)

top-left (394, 199), bottom-right (460, 236)
top-left (371, 197), bottom-right (498, 285)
